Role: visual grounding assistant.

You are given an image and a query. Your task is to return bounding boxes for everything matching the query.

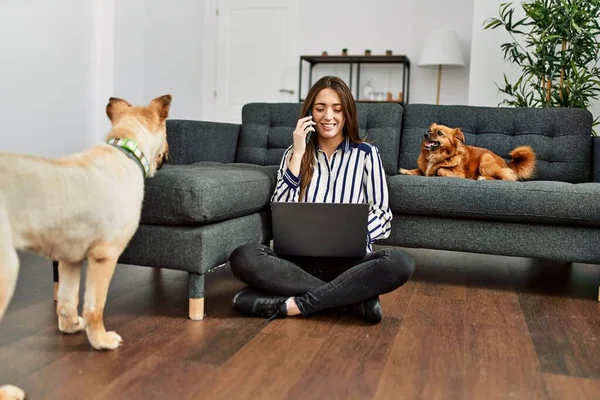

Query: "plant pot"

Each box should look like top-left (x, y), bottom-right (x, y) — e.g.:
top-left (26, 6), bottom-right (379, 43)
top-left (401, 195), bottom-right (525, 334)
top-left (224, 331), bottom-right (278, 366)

top-left (321, 51), bottom-right (328, 56)
top-left (364, 50), bottom-right (372, 56)
top-left (385, 50), bottom-right (393, 56)
top-left (341, 49), bottom-right (348, 56)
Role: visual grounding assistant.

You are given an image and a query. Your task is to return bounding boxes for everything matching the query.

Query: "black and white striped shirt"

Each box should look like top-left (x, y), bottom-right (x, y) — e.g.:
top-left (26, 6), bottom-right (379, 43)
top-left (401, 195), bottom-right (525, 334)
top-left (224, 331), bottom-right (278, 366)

top-left (271, 136), bottom-right (392, 252)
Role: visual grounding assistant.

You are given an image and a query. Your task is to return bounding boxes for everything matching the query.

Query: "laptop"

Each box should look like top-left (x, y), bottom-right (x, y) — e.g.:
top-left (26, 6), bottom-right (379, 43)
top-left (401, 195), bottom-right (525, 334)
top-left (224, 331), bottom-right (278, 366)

top-left (271, 202), bottom-right (369, 258)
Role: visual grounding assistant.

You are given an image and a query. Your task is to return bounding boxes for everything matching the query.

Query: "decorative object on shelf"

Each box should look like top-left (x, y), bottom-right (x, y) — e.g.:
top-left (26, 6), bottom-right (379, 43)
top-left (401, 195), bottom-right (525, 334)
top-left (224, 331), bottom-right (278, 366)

top-left (341, 48), bottom-right (348, 56)
top-left (364, 49), bottom-right (372, 56)
top-left (321, 50), bottom-right (328, 56)
top-left (484, 0), bottom-right (600, 133)
top-left (418, 29), bottom-right (464, 105)
top-left (386, 91), bottom-right (393, 101)
top-left (385, 50), bottom-right (393, 56)
top-left (398, 92), bottom-right (404, 103)
top-left (362, 79), bottom-right (374, 100)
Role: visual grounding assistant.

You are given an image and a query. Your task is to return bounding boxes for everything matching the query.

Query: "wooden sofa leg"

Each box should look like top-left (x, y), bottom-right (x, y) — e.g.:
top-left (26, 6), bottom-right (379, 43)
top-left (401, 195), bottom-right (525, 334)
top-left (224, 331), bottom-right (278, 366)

top-left (52, 260), bottom-right (59, 301)
top-left (189, 272), bottom-right (205, 320)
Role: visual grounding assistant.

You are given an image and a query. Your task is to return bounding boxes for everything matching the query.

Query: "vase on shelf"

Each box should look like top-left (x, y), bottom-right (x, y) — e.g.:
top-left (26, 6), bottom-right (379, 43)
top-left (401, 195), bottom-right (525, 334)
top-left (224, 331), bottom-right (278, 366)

top-left (362, 79), bottom-right (374, 100)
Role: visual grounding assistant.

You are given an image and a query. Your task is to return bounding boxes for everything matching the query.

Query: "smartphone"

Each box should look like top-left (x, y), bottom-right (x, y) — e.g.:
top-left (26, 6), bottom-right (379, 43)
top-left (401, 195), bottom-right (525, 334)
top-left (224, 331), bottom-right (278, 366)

top-left (305, 109), bottom-right (313, 144)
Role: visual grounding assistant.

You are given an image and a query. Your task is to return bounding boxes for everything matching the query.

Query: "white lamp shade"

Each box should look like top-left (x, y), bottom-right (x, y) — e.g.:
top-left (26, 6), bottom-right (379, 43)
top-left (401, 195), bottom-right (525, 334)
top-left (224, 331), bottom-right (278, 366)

top-left (418, 29), bottom-right (464, 67)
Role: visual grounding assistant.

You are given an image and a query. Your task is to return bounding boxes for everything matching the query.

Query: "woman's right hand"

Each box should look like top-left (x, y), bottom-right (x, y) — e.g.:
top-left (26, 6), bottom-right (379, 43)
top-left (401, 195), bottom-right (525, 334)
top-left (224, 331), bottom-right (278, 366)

top-left (292, 116), bottom-right (316, 156)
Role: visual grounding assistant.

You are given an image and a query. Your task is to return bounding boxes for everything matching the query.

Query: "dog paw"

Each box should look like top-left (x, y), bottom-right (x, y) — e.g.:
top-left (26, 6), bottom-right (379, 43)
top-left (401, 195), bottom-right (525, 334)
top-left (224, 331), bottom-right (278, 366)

top-left (88, 330), bottom-right (123, 350)
top-left (0, 384), bottom-right (26, 400)
top-left (399, 168), bottom-right (410, 175)
top-left (59, 315), bottom-right (86, 334)
top-left (477, 176), bottom-right (488, 180)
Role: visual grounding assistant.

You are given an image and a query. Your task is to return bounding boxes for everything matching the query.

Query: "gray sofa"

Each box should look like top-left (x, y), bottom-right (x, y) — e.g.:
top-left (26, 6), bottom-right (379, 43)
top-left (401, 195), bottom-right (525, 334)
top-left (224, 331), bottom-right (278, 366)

top-left (114, 102), bottom-right (600, 319)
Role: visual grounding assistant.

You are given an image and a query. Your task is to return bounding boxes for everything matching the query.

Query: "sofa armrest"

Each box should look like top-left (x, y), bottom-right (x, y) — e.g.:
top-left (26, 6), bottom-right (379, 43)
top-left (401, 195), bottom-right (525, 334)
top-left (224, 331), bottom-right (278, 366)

top-left (594, 136), bottom-right (600, 182)
top-left (166, 119), bottom-right (241, 165)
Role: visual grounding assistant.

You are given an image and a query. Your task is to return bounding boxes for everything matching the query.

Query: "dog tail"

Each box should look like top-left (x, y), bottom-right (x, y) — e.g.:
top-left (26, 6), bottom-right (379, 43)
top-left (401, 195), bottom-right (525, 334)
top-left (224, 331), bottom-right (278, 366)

top-left (508, 145), bottom-right (536, 180)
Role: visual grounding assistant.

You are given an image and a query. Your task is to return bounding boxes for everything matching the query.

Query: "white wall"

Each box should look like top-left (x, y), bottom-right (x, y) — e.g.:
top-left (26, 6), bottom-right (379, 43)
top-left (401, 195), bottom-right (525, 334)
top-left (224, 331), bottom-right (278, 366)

top-left (5, 0), bottom-right (597, 160)
top-left (4, 1), bottom-right (540, 159)
top-left (198, 0), bottom-right (476, 120)
top-left (0, 0), bottom-right (476, 159)
top-left (0, 0), bottom-right (97, 157)
top-left (114, 0), bottom-right (146, 106)
top-left (468, 0), bottom-right (522, 107)
top-left (0, 0), bottom-right (206, 159)
top-left (91, 0), bottom-right (115, 145)
top-left (297, 0), bottom-right (475, 106)
top-left (113, 0), bottom-right (205, 120)
top-left (145, 0), bottom-right (205, 119)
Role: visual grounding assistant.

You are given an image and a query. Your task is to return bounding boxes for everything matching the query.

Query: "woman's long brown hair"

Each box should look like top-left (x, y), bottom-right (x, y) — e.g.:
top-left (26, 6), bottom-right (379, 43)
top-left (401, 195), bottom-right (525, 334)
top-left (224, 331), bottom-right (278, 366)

top-left (298, 76), bottom-right (362, 201)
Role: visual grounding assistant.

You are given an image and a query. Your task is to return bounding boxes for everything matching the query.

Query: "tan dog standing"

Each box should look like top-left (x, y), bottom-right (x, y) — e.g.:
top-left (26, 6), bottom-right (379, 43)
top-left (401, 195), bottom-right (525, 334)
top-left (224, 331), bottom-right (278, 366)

top-left (0, 95), bottom-right (171, 400)
top-left (399, 123), bottom-right (536, 180)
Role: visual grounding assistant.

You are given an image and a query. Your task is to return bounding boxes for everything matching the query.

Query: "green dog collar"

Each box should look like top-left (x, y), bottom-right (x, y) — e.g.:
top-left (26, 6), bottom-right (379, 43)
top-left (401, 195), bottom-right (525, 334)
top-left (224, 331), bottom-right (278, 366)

top-left (107, 138), bottom-right (150, 178)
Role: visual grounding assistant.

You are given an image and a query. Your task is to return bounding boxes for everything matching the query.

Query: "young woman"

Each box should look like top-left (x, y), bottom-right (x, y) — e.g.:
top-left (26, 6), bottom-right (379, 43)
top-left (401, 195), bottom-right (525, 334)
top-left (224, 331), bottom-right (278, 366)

top-left (229, 76), bottom-right (414, 323)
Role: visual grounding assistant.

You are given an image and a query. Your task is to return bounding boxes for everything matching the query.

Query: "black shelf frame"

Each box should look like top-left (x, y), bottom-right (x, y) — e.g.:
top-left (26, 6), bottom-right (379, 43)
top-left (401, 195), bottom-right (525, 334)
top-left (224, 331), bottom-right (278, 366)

top-left (298, 55), bottom-right (411, 105)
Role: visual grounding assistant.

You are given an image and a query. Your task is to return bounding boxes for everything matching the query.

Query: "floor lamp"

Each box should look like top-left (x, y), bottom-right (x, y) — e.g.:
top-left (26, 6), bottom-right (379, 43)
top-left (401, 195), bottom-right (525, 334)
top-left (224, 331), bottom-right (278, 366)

top-left (418, 30), bottom-right (464, 105)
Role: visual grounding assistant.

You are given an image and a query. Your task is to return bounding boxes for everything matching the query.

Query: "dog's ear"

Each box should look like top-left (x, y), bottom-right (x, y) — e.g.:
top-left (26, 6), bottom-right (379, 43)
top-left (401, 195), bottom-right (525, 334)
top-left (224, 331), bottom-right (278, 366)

top-left (150, 94), bottom-right (172, 121)
top-left (106, 97), bottom-right (132, 122)
top-left (454, 128), bottom-right (465, 143)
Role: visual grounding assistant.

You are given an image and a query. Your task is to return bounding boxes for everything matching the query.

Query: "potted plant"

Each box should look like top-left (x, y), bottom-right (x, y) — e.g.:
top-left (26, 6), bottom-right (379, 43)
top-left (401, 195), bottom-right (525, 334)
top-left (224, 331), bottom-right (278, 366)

top-left (364, 49), bottom-right (372, 56)
top-left (484, 0), bottom-right (600, 134)
top-left (341, 48), bottom-right (348, 56)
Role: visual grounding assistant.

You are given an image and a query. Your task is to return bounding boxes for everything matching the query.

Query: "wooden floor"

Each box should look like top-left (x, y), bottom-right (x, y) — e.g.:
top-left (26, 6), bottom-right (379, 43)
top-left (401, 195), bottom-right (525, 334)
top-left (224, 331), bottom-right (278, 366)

top-left (2, 248), bottom-right (600, 399)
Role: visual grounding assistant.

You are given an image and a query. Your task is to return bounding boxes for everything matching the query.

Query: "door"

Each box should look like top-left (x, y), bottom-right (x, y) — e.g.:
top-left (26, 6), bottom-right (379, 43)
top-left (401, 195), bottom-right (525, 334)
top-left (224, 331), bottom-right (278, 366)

top-left (214, 0), bottom-right (299, 123)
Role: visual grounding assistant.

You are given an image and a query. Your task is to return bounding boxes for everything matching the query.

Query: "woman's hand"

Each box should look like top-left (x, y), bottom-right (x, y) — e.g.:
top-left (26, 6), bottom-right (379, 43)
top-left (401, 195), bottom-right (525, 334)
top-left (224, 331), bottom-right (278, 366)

top-left (292, 115), bottom-right (316, 157)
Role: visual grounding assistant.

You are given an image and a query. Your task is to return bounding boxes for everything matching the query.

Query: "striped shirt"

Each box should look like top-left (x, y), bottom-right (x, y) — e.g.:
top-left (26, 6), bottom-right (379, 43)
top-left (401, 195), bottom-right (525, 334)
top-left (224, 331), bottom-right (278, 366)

top-left (271, 136), bottom-right (392, 252)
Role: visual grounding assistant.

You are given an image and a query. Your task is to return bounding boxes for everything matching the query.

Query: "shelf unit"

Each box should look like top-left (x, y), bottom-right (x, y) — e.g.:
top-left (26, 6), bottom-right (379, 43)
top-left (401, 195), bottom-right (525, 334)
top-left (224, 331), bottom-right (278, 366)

top-left (298, 55), bottom-right (411, 104)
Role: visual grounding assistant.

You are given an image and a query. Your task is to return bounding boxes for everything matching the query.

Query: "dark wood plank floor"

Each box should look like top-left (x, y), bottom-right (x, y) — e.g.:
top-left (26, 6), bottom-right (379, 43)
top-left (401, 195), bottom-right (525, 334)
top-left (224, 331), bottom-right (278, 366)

top-left (2, 247), bottom-right (600, 399)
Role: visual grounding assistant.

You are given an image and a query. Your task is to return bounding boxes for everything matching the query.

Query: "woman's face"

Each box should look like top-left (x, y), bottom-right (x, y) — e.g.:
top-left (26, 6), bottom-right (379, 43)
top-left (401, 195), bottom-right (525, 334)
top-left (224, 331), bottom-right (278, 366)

top-left (312, 88), bottom-right (345, 141)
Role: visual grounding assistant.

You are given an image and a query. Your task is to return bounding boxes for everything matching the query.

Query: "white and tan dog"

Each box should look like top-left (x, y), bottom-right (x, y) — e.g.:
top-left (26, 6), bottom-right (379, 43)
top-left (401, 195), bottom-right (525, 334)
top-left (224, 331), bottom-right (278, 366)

top-left (0, 94), bottom-right (171, 400)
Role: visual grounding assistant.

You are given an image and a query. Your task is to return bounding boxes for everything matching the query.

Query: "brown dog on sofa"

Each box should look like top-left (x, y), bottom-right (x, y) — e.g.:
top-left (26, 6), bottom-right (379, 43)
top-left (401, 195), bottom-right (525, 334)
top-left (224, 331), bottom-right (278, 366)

top-left (399, 123), bottom-right (536, 180)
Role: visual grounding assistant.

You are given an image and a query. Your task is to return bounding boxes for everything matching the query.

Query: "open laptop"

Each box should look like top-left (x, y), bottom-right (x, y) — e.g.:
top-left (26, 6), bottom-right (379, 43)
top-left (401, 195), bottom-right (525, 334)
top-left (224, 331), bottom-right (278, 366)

top-left (271, 202), bottom-right (369, 258)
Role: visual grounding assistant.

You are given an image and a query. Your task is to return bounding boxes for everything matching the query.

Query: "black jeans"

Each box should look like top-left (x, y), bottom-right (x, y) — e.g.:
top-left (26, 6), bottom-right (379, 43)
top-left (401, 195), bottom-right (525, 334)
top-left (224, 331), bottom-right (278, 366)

top-left (229, 243), bottom-right (415, 316)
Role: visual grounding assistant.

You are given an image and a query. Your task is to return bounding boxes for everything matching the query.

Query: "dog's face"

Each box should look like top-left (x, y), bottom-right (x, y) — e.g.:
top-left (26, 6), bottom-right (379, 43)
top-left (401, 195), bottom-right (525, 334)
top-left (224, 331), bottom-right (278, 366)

top-left (106, 94), bottom-right (172, 177)
top-left (422, 123), bottom-right (465, 154)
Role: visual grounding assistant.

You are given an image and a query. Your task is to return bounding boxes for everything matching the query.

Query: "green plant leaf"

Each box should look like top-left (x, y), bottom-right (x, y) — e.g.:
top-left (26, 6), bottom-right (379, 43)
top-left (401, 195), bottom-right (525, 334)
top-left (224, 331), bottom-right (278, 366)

top-left (489, 0), bottom-right (600, 134)
top-left (483, 18), bottom-right (503, 30)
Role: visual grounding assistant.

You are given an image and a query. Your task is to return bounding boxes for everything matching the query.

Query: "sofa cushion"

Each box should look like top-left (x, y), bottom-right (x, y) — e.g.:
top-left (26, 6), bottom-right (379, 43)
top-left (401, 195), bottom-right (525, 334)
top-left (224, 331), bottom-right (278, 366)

top-left (236, 102), bottom-right (403, 175)
top-left (399, 104), bottom-right (593, 183)
top-left (140, 162), bottom-right (277, 225)
top-left (388, 175), bottom-right (600, 227)
top-left (166, 119), bottom-right (240, 165)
